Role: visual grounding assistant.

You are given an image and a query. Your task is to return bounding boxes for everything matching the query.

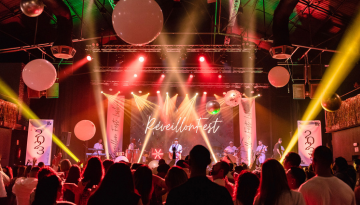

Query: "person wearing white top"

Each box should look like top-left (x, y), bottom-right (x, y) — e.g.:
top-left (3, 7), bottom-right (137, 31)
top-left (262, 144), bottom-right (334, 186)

top-left (224, 141), bottom-right (237, 154)
top-left (255, 140), bottom-right (268, 165)
top-left (169, 138), bottom-right (182, 161)
top-left (12, 167), bottom-right (39, 205)
top-left (299, 146), bottom-right (355, 205)
top-left (93, 139), bottom-right (103, 154)
top-left (0, 167), bottom-right (10, 201)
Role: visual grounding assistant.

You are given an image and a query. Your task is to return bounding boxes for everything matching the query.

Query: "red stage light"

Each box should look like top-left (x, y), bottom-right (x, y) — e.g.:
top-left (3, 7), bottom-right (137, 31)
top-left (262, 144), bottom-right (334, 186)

top-left (134, 74), bottom-right (138, 78)
top-left (139, 56), bottom-right (145, 62)
top-left (199, 56), bottom-right (205, 62)
top-left (223, 92), bottom-right (226, 95)
top-left (157, 91), bottom-right (160, 94)
top-left (139, 91), bottom-right (142, 93)
top-left (86, 55), bottom-right (92, 61)
top-left (190, 74), bottom-right (194, 78)
top-left (218, 74), bottom-right (222, 78)
top-left (204, 92), bottom-right (207, 94)
top-left (161, 74), bottom-right (165, 78)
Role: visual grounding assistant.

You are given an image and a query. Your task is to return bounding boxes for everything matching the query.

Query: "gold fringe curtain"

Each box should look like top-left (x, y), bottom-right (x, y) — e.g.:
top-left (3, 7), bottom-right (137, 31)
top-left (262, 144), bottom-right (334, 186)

top-left (0, 99), bottom-right (18, 128)
top-left (326, 94), bottom-right (360, 132)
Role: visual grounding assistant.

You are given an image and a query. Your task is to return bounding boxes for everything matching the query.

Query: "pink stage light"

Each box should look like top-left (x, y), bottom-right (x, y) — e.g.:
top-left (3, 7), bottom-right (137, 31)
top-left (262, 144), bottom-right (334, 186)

top-left (190, 74), bottom-right (194, 78)
top-left (134, 74), bottom-right (138, 78)
top-left (161, 74), bottom-right (165, 78)
top-left (204, 92), bottom-right (207, 94)
top-left (223, 92), bottom-right (226, 95)
top-left (218, 74), bottom-right (222, 78)
top-left (86, 55), bottom-right (92, 61)
top-left (157, 91), bottom-right (160, 93)
top-left (139, 56), bottom-right (145, 62)
top-left (199, 56), bottom-right (205, 62)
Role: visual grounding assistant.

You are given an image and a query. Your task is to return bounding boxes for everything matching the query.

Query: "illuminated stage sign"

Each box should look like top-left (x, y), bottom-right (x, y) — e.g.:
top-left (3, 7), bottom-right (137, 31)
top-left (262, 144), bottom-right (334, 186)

top-left (145, 116), bottom-right (222, 134)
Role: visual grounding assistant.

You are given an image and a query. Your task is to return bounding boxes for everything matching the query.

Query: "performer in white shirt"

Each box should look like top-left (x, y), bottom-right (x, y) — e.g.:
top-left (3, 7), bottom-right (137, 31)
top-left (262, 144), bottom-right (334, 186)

top-left (169, 138), bottom-right (182, 160)
top-left (224, 141), bottom-right (238, 155)
top-left (255, 140), bottom-right (268, 165)
top-left (93, 139), bottom-right (103, 154)
top-left (128, 138), bottom-right (136, 150)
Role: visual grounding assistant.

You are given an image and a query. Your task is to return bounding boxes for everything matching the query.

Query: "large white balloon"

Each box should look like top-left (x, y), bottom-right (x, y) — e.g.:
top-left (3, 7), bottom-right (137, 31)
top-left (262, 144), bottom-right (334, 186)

top-left (268, 66), bottom-right (290, 88)
top-left (225, 90), bottom-right (242, 107)
top-left (20, 0), bottom-right (44, 17)
top-left (22, 59), bottom-right (57, 91)
top-left (112, 0), bottom-right (163, 45)
top-left (74, 120), bottom-right (96, 141)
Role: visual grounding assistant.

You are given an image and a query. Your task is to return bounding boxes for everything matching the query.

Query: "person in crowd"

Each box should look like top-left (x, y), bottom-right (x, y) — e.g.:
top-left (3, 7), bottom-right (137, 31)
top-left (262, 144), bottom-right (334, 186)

top-left (2, 167), bottom-right (13, 179)
top-left (37, 162), bottom-right (45, 168)
top-left (354, 159), bottom-right (360, 186)
top-left (299, 146), bottom-right (355, 205)
top-left (134, 165), bottom-right (153, 205)
top-left (0, 166), bottom-right (10, 204)
top-left (159, 159), bottom-right (166, 166)
top-left (3, 166), bottom-right (14, 205)
top-left (166, 145), bottom-right (233, 205)
top-left (348, 165), bottom-right (357, 188)
top-left (24, 165), bottom-right (32, 177)
top-left (29, 167), bottom-right (58, 204)
top-left (157, 163), bottom-right (170, 179)
top-left (14, 166), bottom-right (25, 181)
top-left (273, 138), bottom-right (284, 161)
top-left (254, 159), bottom-right (305, 205)
top-left (175, 160), bottom-right (190, 178)
top-left (286, 167), bottom-right (306, 190)
top-left (165, 166), bottom-right (188, 191)
top-left (60, 159), bottom-right (72, 180)
top-left (234, 166), bottom-right (244, 175)
top-left (283, 152), bottom-right (301, 170)
top-left (102, 159), bottom-right (114, 174)
top-left (63, 165), bottom-right (81, 203)
top-left (132, 163), bottom-right (142, 170)
top-left (32, 174), bottom-right (74, 205)
top-left (210, 160), bottom-right (234, 195)
top-left (305, 164), bottom-right (315, 180)
top-left (333, 157), bottom-right (355, 189)
top-left (12, 166), bottom-right (39, 205)
top-left (88, 162), bottom-right (142, 205)
top-left (234, 171), bottom-right (260, 205)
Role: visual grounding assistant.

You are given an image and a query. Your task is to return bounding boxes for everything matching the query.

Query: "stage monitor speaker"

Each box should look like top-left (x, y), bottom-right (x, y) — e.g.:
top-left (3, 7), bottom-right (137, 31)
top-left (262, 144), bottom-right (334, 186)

top-left (46, 83), bottom-right (59, 98)
top-left (291, 65), bottom-right (305, 80)
top-left (310, 83), bottom-right (319, 99)
top-left (27, 87), bottom-right (41, 98)
top-left (293, 84), bottom-right (305, 99)
top-left (61, 132), bottom-right (71, 146)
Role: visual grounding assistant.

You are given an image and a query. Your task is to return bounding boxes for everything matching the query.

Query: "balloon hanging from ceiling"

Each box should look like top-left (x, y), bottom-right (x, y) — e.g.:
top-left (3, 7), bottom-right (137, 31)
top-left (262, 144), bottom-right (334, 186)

top-left (20, 0), bottom-right (44, 17)
top-left (225, 90), bottom-right (242, 107)
top-left (112, 0), bottom-right (163, 45)
top-left (74, 120), bottom-right (96, 141)
top-left (206, 100), bottom-right (221, 115)
top-left (321, 93), bottom-right (342, 112)
top-left (22, 59), bottom-right (57, 91)
top-left (268, 66), bottom-right (290, 88)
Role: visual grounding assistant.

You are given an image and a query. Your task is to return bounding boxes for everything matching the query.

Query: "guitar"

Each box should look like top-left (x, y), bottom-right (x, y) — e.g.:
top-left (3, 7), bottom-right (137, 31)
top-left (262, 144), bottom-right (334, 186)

top-left (255, 146), bottom-right (268, 156)
top-left (169, 146), bottom-right (182, 160)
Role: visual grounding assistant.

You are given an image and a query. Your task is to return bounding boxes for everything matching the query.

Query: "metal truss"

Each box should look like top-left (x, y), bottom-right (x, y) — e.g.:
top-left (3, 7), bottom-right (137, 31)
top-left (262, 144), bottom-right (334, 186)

top-left (86, 44), bottom-right (256, 53)
top-left (91, 81), bottom-right (270, 89)
top-left (93, 66), bottom-right (263, 74)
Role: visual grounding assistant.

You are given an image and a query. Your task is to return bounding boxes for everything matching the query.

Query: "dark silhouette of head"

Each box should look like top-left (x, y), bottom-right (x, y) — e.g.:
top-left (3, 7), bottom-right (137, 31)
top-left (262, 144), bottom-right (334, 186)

top-left (60, 159), bottom-right (72, 172)
top-left (3, 166), bottom-right (13, 179)
top-left (17, 166), bottom-right (26, 178)
top-left (65, 165), bottom-right (81, 184)
top-left (189, 145), bottom-right (211, 174)
top-left (134, 165), bottom-right (153, 205)
top-left (159, 159), bottom-right (166, 166)
top-left (283, 152), bottom-right (301, 170)
top-left (334, 157), bottom-right (348, 172)
top-left (32, 174), bottom-right (62, 205)
top-left (211, 161), bottom-right (230, 180)
top-left (37, 162), bottom-right (45, 168)
top-left (312, 146), bottom-right (333, 175)
top-left (37, 167), bottom-right (56, 181)
top-left (103, 159), bottom-right (115, 174)
top-left (157, 163), bottom-right (170, 178)
top-left (259, 159), bottom-right (290, 205)
top-left (286, 167), bottom-right (306, 190)
top-left (29, 166), bottom-right (40, 178)
top-left (235, 171), bottom-right (260, 205)
top-left (82, 156), bottom-right (104, 189)
top-left (165, 166), bottom-right (188, 191)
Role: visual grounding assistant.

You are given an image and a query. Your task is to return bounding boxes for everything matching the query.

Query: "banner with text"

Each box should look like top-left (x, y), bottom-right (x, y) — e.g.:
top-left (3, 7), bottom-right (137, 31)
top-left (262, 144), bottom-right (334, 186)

top-left (298, 120), bottom-right (322, 166)
top-left (239, 98), bottom-right (257, 166)
top-left (107, 95), bottom-right (125, 159)
top-left (26, 119), bottom-right (53, 165)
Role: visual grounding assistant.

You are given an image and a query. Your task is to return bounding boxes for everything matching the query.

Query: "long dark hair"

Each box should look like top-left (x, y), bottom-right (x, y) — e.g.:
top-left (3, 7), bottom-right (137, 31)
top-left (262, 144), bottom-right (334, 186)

top-left (65, 165), bottom-right (81, 184)
top-left (134, 165), bottom-right (153, 205)
top-left (235, 171), bottom-right (260, 205)
top-left (165, 166), bottom-right (188, 190)
top-left (82, 157), bottom-right (104, 189)
top-left (258, 159), bottom-right (290, 205)
top-left (32, 174), bottom-right (61, 205)
top-left (88, 163), bottom-right (138, 205)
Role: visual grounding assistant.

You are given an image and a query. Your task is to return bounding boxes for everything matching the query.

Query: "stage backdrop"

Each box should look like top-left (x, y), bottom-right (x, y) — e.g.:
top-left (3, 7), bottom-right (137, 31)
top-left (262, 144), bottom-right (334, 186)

top-left (297, 120), bottom-right (322, 166)
top-left (239, 98), bottom-right (257, 166)
top-left (106, 95), bottom-right (125, 159)
top-left (26, 119), bottom-right (53, 165)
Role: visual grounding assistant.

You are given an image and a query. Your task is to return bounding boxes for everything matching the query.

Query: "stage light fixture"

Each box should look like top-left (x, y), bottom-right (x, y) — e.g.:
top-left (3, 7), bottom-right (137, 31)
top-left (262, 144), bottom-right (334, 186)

top-left (204, 92), bottom-right (207, 94)
top-left (139, 91), bottom-right (142, 93)
top-left (139, 56), bottom-right (145, 62)
top-left (199, 56), bottom-right (205, 62)
top-left (190, 74), bottom-right (194, 78)
top-left (218, 74), bottom-right (222, 79)
top-left (134, 74), bottom-right (138, 78)
top-left (166, 92), bottom-right (168, 95)
top-left (86, 55), bottom-right (92, 61)
top-left (157, 91), bottom-right (160, 93)
top-left (258, 94), bottom-right (261, 96)
top-left (223, 92), bottom-right (226, 95)
top-left (161, 74), bottom-right (165, 78)
top-left (196, 93), bottom-right (198, 95)
top-left (109, 88), bottom-right (113, 91)
top-left (101, 91), bottom-right (103, 94)
top-left (131, 92), bottom-right (134, 94)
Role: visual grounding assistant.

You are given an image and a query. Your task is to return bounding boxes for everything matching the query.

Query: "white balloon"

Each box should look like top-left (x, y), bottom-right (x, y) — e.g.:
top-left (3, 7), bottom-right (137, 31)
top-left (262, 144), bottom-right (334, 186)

top-left (74, 120), bottom-right (96, 141)
top-left (268, 66), bottom-right (290, 88)
top-left (148, 160), bottom-right (159, 170)
top-left (225, 90), bottom-right (242, 107)
top-left (112, 0), bottom-right (163, 45)
top-left (115, 156), bottom-right (129, 163)
top-left (22, 59), bottom-right (57, 91)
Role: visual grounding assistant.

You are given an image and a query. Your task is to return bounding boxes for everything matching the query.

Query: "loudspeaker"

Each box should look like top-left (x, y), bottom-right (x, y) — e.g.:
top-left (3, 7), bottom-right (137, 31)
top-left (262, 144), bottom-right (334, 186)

top-left (293, 84), bottom-right (305, 99)
top-left (309, 83), bottom-right (319, 99)
top-left (46, 83), bottom-right (59, 98)
top-left (61, 132), bottom-right (71, 146)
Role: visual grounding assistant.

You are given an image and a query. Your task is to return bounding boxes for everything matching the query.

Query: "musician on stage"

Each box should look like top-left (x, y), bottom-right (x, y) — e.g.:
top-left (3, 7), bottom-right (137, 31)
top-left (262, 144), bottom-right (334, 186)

top-left (128, 138), bottom-right (137, 150)
top-left (256, 140), bottom-right (267, 165)
top-left (273, 138), bottom-right (284, 161)
top-left (224, 141), bottom-right (237, 155)
top-left (93, 139), bottom-right (103, 154)
top-left (169, 138), bottom-right (182, 161)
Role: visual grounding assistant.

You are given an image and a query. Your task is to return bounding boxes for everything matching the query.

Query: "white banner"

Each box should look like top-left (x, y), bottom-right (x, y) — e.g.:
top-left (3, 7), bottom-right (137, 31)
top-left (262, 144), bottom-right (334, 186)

top-left (26, 119), bottom-right (53, 165)
top-left (297, 120), bottom-right (322, 166)
top-left (239, 98), bottom-right (257, 166)
top-left (107, 95), bottom-right (125, 159)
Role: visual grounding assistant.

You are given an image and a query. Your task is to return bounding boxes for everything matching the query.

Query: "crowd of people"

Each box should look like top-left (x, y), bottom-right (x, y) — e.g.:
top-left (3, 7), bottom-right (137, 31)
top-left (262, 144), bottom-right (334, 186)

top-left (0, 145), bottom-right (359, 205)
